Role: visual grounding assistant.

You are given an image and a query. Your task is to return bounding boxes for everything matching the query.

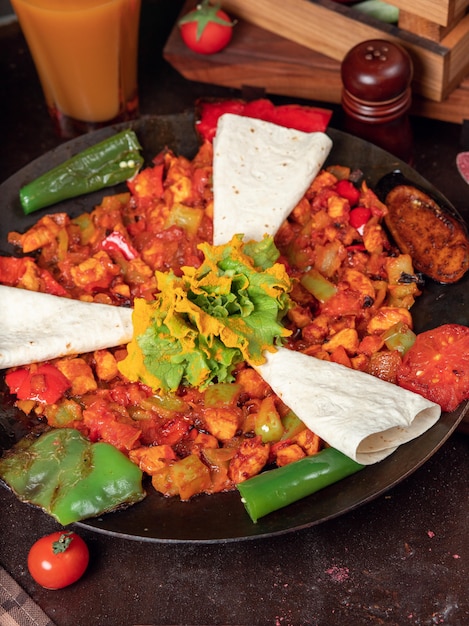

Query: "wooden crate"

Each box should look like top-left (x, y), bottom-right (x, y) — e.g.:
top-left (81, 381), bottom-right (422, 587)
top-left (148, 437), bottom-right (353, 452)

top-left (390, 0), bottom-right (469, 27)
top-left (163, 4), bottom-right (469, 124)
top-left (219, 0), bottom-right (469, 102)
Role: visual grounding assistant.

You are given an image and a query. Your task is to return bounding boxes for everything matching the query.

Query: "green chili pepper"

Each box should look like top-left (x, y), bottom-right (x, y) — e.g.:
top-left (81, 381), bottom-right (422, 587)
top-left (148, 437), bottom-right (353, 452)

top-left (237, 447), bottom-right (364, 523)
top-left (19, 129), bottom-right (144, 214)
top-left (0, 428), bottom-right (146, 525)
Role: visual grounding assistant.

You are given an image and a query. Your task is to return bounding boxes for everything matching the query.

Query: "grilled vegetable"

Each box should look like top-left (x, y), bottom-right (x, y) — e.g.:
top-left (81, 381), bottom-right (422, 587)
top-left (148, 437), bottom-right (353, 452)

top-left (195, 98), bottom-right (332, 143)
top-left (237, 447), bottom-right (364, 522)
top-left (0, 428), bottom-right (146, 525)
top-left (19, 129), bottom-right (144, 214)
top-left (384, 184), bottom-right (469, 283)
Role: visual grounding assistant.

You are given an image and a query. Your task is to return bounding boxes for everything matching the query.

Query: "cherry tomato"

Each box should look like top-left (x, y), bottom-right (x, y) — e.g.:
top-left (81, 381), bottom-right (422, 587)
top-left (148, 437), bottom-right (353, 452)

top-left (397, 323), bottom-right (469, 413)
top-left (28, 531), bottom-right (89, 589)
top-left (178, 1), bottom-right (235, 55)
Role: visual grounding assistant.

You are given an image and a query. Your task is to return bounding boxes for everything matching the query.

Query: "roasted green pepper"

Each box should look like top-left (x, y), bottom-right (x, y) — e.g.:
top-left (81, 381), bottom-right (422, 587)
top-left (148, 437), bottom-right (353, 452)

top-left (237, 447), bottom-right (364, 523)
top-left (20, 129), bottom-right (144, 214)
top-left (0, 428), bottom-right (146, 525)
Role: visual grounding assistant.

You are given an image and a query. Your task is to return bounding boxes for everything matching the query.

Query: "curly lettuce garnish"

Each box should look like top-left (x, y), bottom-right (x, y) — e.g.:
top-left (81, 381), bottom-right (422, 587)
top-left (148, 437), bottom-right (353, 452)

top-left (119, 235), bottom-right (292, 391)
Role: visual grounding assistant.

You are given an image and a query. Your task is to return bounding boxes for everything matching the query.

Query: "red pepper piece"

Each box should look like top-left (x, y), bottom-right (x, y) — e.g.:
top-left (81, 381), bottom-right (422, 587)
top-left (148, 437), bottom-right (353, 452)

top-left (196, 99), bottom-right (245, 142)
top-left (195, 98), bottom-right (332, 143)
top-left (6, 364), bottom-right (70, 404)
top-left (271, 104), bottom-right (333, 133)
top-left (336, 179), bottom-right (360, 206)
top-left (0, 256), bottom-right (32, 285)
top-left (101, 231), bottom-right (139, 260)
top-left (242, 98), bottom-right (276, 121)
top-left (38, 268), bottom-right (68, 296)
top-left (349, 207), bottom-right (372, 232)
top-left (5, 368), bottom-right (30, 394)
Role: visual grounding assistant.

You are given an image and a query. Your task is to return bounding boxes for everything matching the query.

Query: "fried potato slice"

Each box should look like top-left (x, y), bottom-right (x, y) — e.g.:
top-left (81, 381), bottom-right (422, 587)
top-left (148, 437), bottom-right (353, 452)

top-left (384, 185), bottom-right (469, 283)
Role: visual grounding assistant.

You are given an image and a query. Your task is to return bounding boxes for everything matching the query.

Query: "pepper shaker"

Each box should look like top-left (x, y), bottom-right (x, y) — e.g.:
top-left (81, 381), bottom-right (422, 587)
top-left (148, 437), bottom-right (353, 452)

top-left (341, 39), bottom-right (414, 163)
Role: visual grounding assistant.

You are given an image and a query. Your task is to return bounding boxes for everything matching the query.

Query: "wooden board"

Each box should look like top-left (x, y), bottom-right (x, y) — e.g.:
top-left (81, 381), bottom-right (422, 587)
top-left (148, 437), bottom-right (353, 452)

top-left (163, 10), bottom-right (469, 125)
top-left (218, 0), bottom-right (469, 102)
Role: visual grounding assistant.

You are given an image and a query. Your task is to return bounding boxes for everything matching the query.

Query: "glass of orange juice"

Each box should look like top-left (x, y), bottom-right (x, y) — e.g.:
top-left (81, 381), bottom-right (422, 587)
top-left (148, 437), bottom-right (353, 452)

top-left (11, 0), bottom-right (141, 138)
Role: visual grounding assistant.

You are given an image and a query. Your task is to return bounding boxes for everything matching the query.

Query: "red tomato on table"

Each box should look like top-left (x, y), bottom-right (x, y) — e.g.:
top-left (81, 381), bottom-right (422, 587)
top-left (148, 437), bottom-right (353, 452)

top-left (178, 1), bottom-right (235, 55)
top-left (397, 323), bottom-right (469, 412)
top-left (28, 531), bottom-right (89, 589)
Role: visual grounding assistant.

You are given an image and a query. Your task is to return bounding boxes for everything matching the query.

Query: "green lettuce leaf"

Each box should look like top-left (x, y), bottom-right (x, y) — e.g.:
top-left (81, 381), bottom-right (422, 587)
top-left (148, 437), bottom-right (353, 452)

top-left (118, 235), bottom-right (292, 392)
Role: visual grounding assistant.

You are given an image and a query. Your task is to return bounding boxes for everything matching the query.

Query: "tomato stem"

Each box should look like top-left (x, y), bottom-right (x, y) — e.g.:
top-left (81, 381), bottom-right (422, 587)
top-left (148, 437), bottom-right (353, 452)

top-left (52, 531), bottom-right (74, 554)
top-left (178, 1), bottom-right (235, 41)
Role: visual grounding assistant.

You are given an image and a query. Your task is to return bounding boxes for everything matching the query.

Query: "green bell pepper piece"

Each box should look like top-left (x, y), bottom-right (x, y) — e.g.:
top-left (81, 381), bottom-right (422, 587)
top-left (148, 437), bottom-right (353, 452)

top-left (19, 129), bottom-right (144, 214)
top-left (382, 321), bottom-right (416, 355)
top-left (237, 447), bottom-right (364, 523)
top-left (0, 428), bottom-right (146, 525)
top-left (300, 268), bottom-right (337, 303)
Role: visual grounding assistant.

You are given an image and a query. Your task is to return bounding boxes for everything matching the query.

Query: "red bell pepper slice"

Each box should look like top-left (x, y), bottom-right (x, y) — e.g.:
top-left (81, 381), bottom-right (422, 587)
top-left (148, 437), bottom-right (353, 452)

top-left (101, 231), bottom-right (139, 261)
top-left (335, 179), bottom-right (360, 206)
top-left (349, 207), bottom-right (372, 233)
top-left (195, 99), bottom-right (246, 142)
top-left (38, 268), bottom-right (68, 296)
top-left (195, 98), bottom-right (332, 143)
top-left (6, 364), bottom-right (70, 404)
top-left (268, 103), bottom-right (332, 133)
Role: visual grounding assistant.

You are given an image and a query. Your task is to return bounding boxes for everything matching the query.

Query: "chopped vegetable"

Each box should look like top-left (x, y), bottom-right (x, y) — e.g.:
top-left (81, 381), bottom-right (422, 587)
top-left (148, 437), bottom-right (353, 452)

top-left (349, 206), bottom-right (372, 233)
top-left (237, 447), bottom-right (364, 522)
top-left (101, 231), bottom-right (139, 260)
top-left (19, 129), bottom-right (144, 214)
top-left (118, 234), bottom-right (292, 392)
top-left (0, 428), bottom-right (146, 525)
top-left (196, 98), bottom-right (332, 142)
top-left (5, 363), bottom-right (70, 404)
top-left (300, 268), bottom-right (337, 302)
top-left (382, 321), bottom-right (416, 355)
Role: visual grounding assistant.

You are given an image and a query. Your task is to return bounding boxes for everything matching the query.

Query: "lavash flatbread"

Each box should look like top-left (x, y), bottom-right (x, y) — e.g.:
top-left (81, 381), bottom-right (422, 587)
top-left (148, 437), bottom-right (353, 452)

top-left (0, 285), bottom-right (133, 369)
top-left (255, 347), bottom-right (441, 464)
top-left (212, 114), bottom-right (333, 245)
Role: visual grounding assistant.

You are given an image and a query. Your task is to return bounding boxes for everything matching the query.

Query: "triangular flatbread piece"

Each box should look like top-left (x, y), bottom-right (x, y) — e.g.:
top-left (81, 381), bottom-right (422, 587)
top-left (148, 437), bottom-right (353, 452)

top-left (0, 285), bottom-right (133, 369)
top-left (255, 347), bottom-right (441, 465)
top-left (212, 114), bottom-right (333, 245)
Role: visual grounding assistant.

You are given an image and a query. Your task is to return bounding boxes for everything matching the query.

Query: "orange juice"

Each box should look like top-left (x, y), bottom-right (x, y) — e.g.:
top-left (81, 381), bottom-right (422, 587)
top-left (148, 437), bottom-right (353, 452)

top-left (11, 0), bottom-right (140, 129)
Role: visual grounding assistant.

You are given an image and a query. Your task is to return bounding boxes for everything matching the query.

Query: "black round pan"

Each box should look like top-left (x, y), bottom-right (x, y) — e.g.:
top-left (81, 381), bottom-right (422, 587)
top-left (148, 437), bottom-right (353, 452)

top-left (1, 114), bottom-right (467, 543)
